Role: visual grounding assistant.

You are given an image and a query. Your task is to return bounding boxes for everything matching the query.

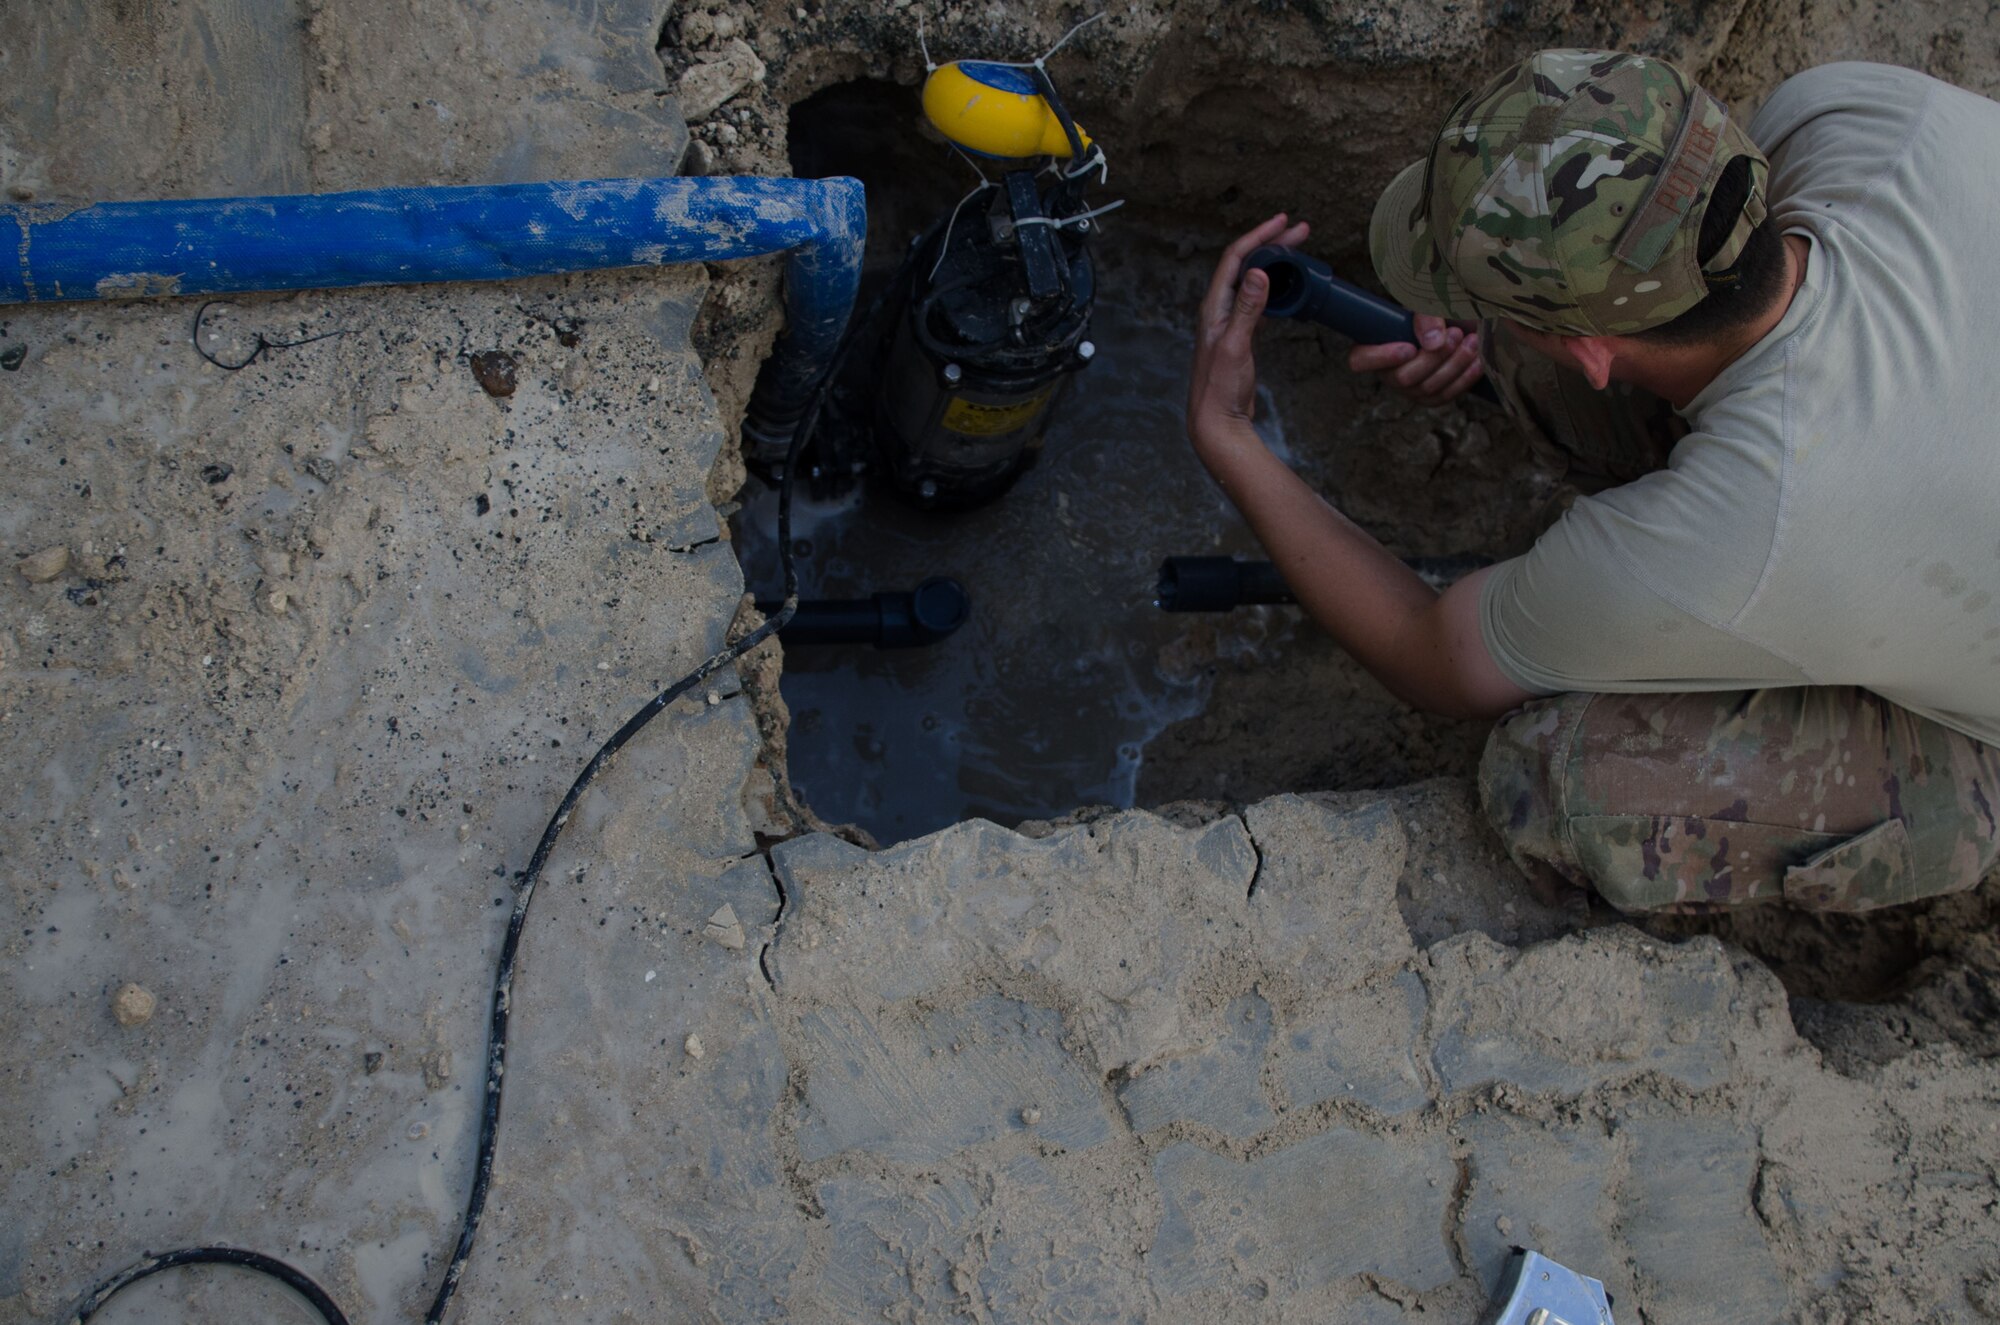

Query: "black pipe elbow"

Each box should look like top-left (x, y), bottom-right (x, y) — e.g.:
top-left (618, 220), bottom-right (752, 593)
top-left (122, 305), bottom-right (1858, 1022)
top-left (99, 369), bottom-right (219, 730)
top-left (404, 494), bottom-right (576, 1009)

top-left (759, 577), bottom-right (971, 648)
top-left (1155, 557), bottom-right (1296, 612)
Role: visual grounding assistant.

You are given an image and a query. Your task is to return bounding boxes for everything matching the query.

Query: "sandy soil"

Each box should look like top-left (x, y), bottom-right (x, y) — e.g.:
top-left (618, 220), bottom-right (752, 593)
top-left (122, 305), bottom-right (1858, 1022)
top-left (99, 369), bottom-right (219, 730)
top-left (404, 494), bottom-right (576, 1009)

top-left (676, 3), bottom-right (2000, 1314)
top-left (690, 0), bottom-right (2000, 986)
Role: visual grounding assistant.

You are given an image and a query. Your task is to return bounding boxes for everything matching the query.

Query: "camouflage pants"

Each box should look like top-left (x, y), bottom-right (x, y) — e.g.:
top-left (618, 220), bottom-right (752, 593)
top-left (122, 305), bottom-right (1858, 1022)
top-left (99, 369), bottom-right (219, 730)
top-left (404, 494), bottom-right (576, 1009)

top-left (1473, 326), bottom-right (2000, 912)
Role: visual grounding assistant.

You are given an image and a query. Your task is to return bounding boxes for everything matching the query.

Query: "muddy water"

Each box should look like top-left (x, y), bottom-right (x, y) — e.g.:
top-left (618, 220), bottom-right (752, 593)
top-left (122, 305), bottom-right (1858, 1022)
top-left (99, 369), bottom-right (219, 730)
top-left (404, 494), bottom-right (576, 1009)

top-left (732, 290), bottom-right (1297, 844)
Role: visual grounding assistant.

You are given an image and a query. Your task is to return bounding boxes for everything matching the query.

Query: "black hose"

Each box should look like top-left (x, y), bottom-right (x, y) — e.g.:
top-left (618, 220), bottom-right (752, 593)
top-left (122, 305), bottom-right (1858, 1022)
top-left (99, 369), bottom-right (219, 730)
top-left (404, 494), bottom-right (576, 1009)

top-left (70, 1247), bottom-right (352, 1325)
top-left (421, 434), bottom-right (806, 1324)
top-left (1030, 65), bottom-right (1089, 183)
top-left (73, 348), bottom-right (831, 1325)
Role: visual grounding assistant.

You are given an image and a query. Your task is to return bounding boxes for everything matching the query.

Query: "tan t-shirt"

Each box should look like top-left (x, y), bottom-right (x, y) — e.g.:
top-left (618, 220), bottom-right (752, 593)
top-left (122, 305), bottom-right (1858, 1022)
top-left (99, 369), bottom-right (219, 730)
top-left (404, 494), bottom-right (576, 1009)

top-left (1480, 62), bottom-right (2000, 747)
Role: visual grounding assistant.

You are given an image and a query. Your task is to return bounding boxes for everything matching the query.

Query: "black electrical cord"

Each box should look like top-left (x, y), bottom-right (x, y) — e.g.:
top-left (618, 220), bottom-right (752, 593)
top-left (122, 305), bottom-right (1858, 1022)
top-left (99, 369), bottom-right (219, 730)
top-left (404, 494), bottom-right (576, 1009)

top-left (72, 358), bottom-right (831, 1325)
top-left (70, 1247), bottom-right (353, 1325)
top-left (192, 300), bottom-right (347, 371)
top-left (1030, 65), bottom-right (1089, 173)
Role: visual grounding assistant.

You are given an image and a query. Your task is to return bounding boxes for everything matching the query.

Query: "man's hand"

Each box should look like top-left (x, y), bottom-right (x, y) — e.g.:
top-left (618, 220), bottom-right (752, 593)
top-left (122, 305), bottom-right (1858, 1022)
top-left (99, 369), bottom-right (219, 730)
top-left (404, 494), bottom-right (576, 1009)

top-left (1348, 313), bottom-right (1486, 408)
top-left (1187, 213), bottom-right (1309, 450)
top-left (1181, 219), bottom-right (1534, 721)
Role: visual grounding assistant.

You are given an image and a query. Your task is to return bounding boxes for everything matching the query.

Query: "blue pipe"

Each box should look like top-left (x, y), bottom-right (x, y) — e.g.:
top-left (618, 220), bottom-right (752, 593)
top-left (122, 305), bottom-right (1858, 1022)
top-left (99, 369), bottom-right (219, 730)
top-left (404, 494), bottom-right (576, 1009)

top-left (0, 175), bottom-right (865, 445)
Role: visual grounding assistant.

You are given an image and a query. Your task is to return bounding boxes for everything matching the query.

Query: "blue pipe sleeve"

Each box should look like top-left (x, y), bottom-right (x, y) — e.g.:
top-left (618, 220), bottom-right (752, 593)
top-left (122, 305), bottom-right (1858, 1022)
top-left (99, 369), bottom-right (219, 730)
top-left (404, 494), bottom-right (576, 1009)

top-left (0, 175), bottom-right (865, 438)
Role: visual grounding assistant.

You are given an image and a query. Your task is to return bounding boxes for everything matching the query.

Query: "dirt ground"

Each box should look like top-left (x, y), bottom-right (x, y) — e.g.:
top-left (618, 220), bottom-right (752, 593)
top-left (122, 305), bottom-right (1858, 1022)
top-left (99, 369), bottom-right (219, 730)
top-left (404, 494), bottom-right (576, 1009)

top-left (687, 0), bottom-right (2000, 1012)
top-left (677, 1), bottom-right (2000, 1312)
top-left (6, 0), bottom-right (2000, 1320)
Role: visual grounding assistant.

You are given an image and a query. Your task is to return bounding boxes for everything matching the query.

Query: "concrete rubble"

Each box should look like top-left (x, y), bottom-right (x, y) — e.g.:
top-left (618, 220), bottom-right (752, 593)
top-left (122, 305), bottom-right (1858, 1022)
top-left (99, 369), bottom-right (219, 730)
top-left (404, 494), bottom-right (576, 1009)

top-left (4, 2), bottom-right (2000, 1323)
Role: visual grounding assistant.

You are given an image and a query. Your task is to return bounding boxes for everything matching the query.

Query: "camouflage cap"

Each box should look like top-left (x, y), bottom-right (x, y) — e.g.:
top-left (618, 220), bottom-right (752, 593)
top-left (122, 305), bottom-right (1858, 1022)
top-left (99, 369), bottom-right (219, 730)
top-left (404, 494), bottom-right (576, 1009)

top-left (1369, 49), bottom-right (1770, 336)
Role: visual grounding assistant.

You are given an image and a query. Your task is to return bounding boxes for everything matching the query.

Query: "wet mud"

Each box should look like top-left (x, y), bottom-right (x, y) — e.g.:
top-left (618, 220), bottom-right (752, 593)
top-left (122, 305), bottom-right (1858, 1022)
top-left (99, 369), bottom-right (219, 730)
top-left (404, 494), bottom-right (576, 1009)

top-left (732, 283), bottom-right (1294, 841)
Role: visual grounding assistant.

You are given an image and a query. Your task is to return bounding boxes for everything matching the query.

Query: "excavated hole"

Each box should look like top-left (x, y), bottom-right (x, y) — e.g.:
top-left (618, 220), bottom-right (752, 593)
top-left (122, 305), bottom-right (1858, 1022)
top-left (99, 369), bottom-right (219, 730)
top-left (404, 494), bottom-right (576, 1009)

top-left (728, 75), bottom-right (2000, 1047)
top-left (731, 78), bottom-right (1548, 844)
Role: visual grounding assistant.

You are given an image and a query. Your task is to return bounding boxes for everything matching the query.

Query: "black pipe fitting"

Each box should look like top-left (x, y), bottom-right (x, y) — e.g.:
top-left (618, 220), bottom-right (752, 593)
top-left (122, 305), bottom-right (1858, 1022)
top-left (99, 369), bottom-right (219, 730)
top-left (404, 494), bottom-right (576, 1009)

top-left (758, 576), bottom-right (971, 648)
top-left (1155, 557), bottom-right (1296, 612)
top-left (1242, 245), bottom-right (1500, 404)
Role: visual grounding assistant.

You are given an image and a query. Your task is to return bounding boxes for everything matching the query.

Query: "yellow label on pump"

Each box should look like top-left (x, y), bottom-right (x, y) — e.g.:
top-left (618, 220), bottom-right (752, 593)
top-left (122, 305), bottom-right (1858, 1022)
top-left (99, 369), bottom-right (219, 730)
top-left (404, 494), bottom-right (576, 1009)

top-left (940, 391), bottom-right (1051, 437)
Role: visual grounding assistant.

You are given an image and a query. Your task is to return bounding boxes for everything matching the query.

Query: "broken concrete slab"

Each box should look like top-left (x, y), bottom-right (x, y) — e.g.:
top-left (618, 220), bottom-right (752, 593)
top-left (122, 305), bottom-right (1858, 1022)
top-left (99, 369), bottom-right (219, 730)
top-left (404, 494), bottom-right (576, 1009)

top-left (0, 0), bottom-right (687, 207)
top-left (1243, 795), bottom-right (1415, 997)
top-left (0, 262), bottom-right (768, 1321)
top-left (307, 0), bottom-right (690, 189)
top-left (0, 0), bottom-right (311, 200)
top-left (794, 995), bottom-right (1114, 1164)
top-left (1458, 1110), bottom-right (1624, 1302)
top-left (769, 813), bottom-right (1264, 1074)
top-left (1120, 992), bottom-right (1278, 1140)
top-left (1428, 928), bottom-right (1770, 1097)
top-left (1148, 1130), bottom-right (1458, 1300)
top-left (1278, 969), bottom-right (1432, 1117)
top-left (1620, 1113), bottom-right (1793, 1321)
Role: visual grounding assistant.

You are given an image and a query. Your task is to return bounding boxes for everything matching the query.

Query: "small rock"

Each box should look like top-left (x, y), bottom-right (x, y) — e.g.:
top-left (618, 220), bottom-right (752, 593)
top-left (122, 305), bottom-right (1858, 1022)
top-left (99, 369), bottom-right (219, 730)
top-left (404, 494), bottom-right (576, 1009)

top-left (680, 10), bottom-right (716, 44)
top-left (111, 982), bottom-right (156, 1027)
top-left (712, 11), bottom-right (739, 38)
top-left (457, 822), bottom-right (472, 842)
top-left (704, 903), bottom-right (746, 950)
top-left (363, 1051), bottom-right (384, 1074)
top-left (684, 1033), bottom-right (705, 1060)
top-left (469, 350), bottom-right (518, 398)
top-left (1968, 1269), bottom-right (2000, 1318)
top-left (264, 589), bottom-right (291, 616)
top-left (1494, 1214), bottom-right (1513, 1236)
top-left (683, 138), bottom-right (715, 176)
top-left (678, 39), bottom-right (765, 122)
top-left (1020, 1105), bottom-right (1042, 1126)
top-left (560, 356), bottom-right (590, 392)
top-left (302, 456), bottom-right (336, 485)
top-left (408, 1121), bottom-right (430, 1141)
top-left (1, 343), bottom-right (26, 371)
top-left (200, 462), bottom-right (234, 485)
top-left (19, 545), bottom-right (69, 584)
top-left (422, 1048), bottom-right (453, 1091)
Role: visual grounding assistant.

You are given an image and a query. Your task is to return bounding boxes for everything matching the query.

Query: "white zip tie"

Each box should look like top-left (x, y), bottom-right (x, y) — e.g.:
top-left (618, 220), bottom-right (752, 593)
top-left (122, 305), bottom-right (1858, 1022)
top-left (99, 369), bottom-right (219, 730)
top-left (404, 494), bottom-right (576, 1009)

top-left (1013, 198), bottom-right (1126, 230)
top-left (921, 11), bottom-right (1104, 73)
top-left (1064, 143), bottom-right (1109, 184)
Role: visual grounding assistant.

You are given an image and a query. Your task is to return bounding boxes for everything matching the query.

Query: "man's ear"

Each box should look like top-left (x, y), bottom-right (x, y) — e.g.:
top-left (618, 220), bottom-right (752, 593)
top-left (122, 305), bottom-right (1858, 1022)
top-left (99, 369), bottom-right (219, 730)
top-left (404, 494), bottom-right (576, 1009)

top-left (1561, 336), bottom-right (1619, 391)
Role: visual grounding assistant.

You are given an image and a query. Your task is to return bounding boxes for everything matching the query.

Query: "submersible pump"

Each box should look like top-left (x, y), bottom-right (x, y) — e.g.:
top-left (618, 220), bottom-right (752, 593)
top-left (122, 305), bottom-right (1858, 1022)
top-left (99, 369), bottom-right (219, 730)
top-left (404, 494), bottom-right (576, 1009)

top-left (774, 47), bottom-right (1114, 511)
top-left (873, 58), bottom-right (1108, 507)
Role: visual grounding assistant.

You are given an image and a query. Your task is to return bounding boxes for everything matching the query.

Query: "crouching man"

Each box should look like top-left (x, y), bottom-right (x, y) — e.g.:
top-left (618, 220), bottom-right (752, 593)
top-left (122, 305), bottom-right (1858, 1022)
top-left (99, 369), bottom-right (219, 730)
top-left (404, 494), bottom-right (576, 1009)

top-left (1186, 51), bottom-right (2000, 912)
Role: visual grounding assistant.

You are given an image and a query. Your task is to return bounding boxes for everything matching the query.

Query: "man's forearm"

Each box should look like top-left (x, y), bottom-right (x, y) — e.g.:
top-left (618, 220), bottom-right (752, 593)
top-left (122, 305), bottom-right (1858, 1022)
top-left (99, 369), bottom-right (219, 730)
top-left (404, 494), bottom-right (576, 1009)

top-left (1190, 419), bottom-right (1508, 719)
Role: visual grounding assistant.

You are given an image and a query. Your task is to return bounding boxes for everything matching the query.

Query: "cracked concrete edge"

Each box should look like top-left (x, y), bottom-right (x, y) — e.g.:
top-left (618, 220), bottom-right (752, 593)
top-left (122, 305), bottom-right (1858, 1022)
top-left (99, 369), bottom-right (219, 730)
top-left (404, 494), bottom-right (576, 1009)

top-left (762, 791), bottom-right (1800, 1089)
top-left (740, 792), bottom-right (1840, 1320)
